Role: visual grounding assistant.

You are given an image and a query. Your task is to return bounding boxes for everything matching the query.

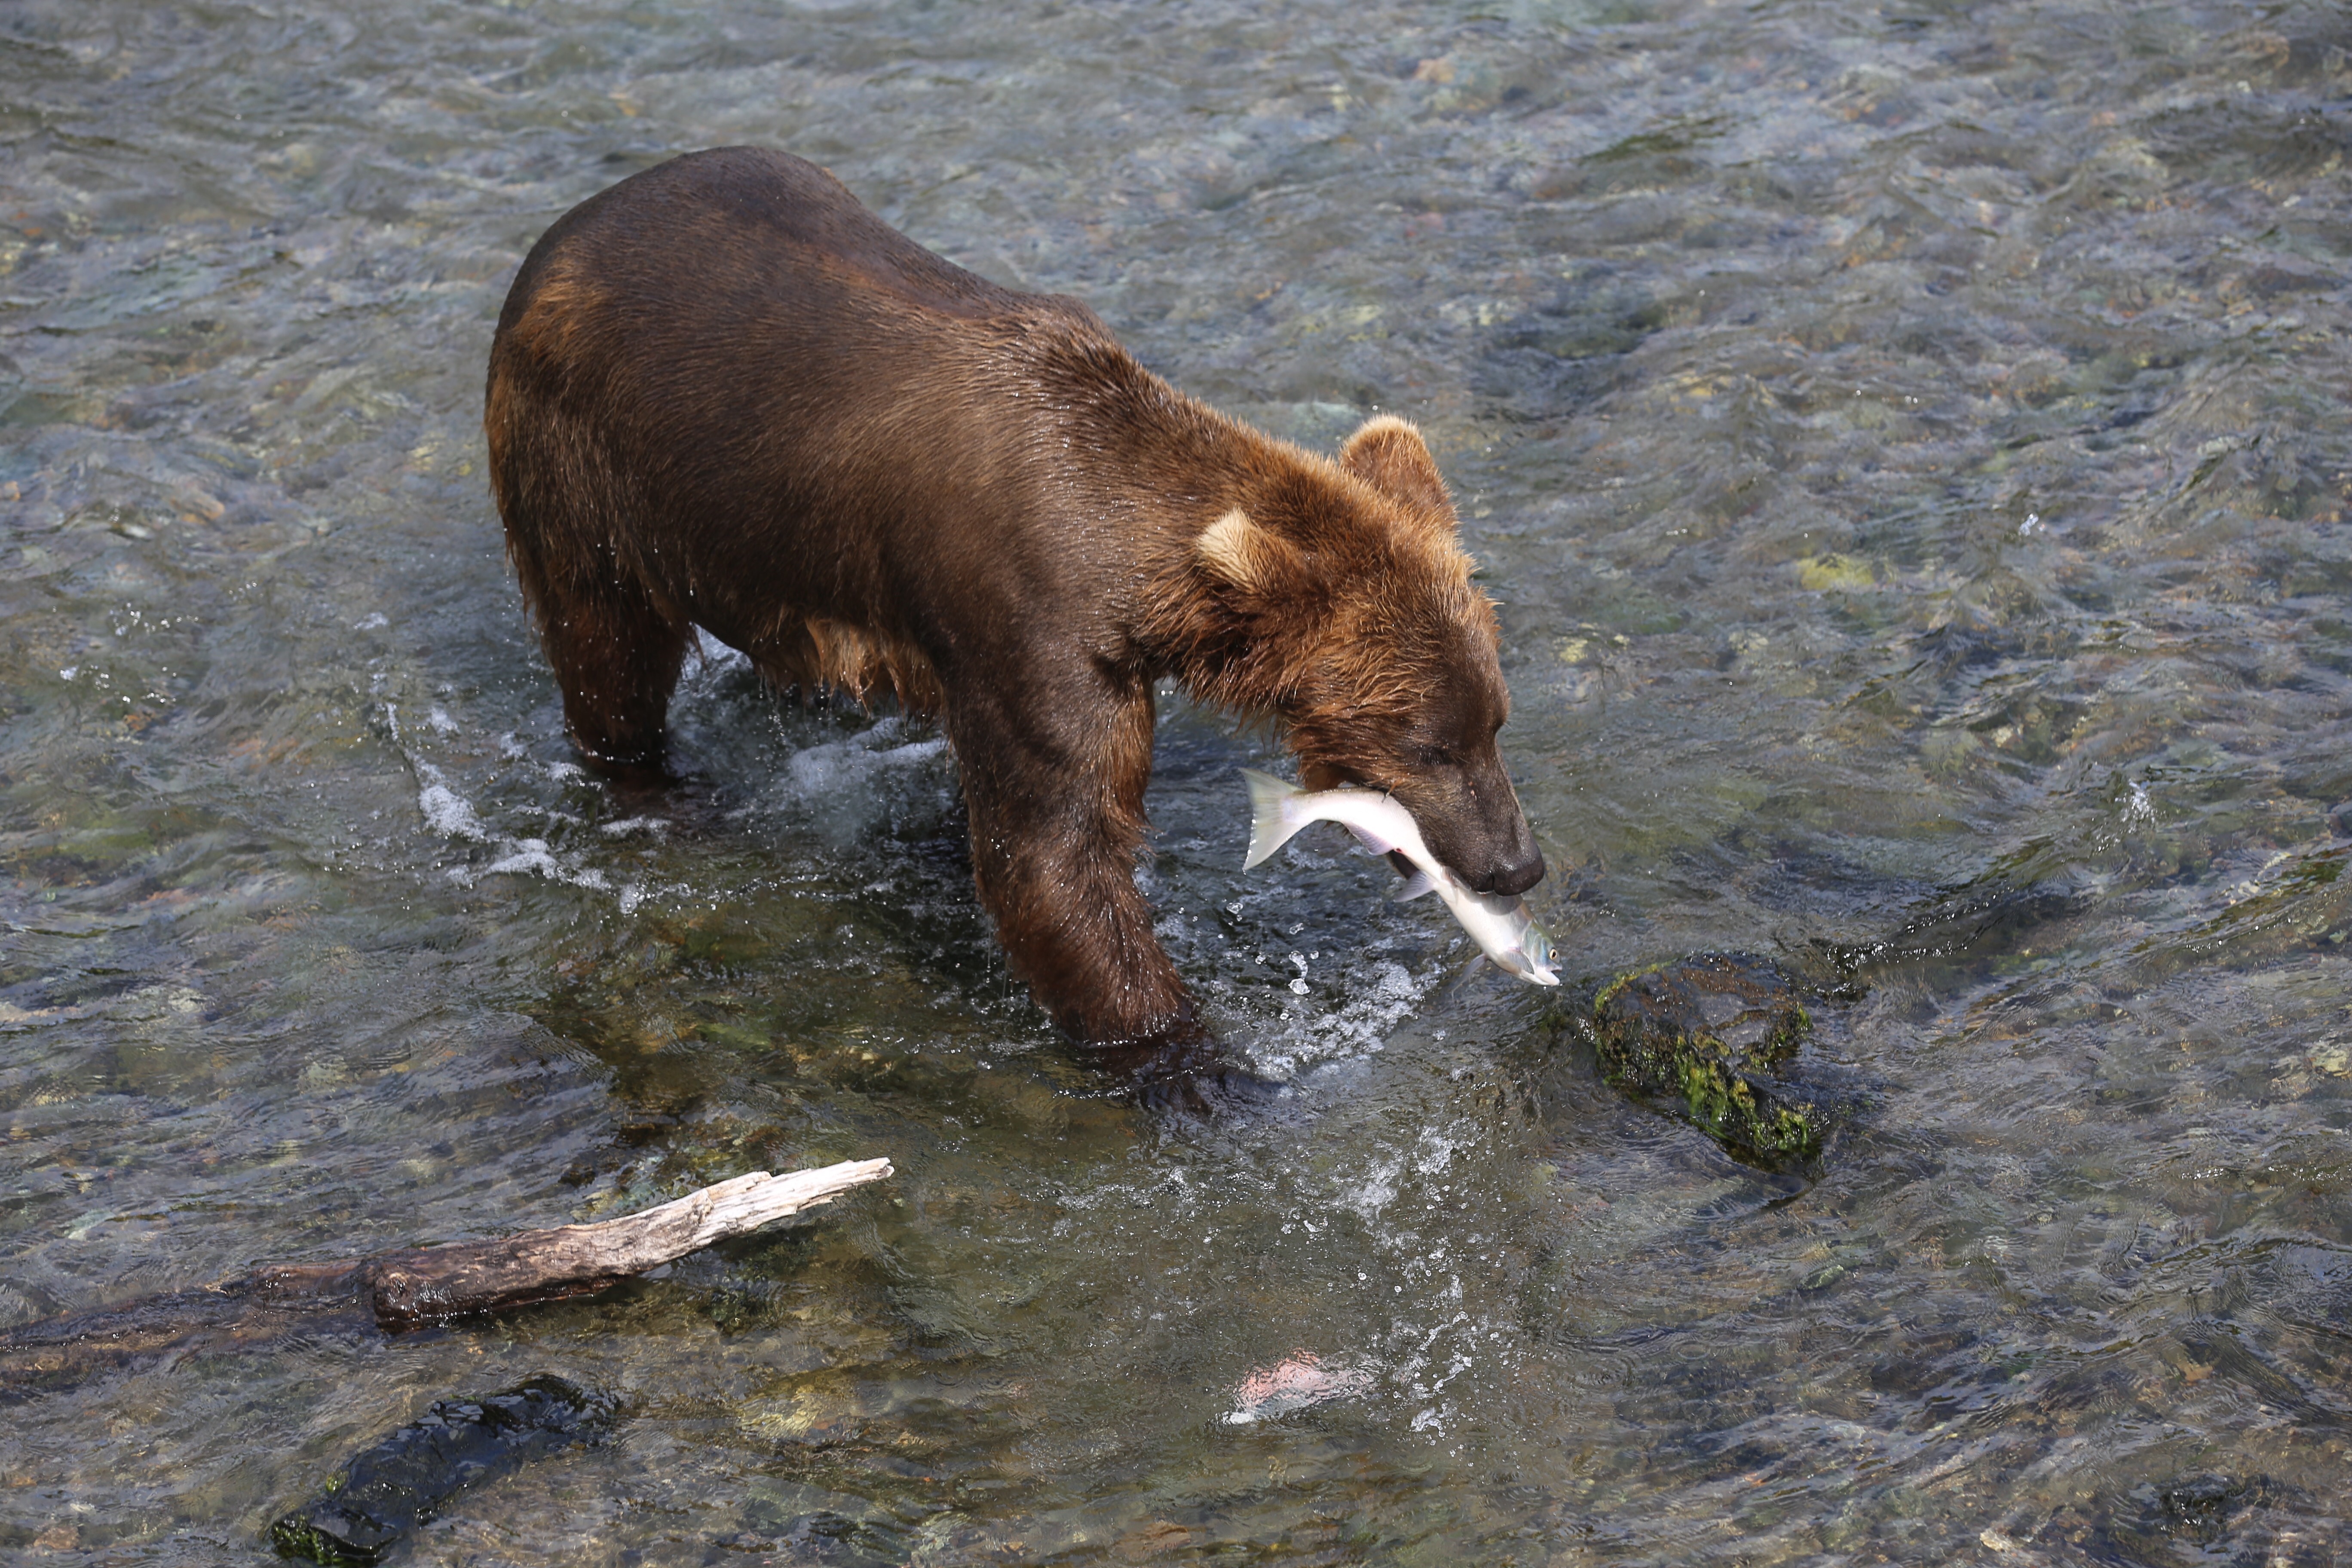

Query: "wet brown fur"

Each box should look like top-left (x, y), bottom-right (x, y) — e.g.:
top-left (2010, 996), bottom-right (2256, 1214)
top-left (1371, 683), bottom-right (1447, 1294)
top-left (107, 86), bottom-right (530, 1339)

top-left (485, 148), bottom-right (1541, 1060)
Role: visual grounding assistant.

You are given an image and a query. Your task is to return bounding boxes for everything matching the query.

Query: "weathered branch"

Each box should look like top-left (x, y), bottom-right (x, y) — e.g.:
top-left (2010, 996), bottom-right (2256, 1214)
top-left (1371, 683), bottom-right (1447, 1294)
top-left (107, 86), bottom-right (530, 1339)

top-left (0, 1158), bottom-right (892, 1396)
top-left (356, 1159), bottom-right (892, 1328)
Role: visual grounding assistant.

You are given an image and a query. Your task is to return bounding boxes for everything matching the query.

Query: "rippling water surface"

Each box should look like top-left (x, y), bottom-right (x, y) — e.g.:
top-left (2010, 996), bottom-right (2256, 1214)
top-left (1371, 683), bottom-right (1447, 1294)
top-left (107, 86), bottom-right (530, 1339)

top-left (5, 1), bottom-right (2351, 1562)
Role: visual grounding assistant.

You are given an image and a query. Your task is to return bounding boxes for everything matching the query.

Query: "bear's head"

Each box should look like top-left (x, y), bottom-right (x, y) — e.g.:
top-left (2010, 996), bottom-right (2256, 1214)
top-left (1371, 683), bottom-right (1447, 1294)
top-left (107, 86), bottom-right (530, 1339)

top-left (1171, 416), bottom-right (1546, 898)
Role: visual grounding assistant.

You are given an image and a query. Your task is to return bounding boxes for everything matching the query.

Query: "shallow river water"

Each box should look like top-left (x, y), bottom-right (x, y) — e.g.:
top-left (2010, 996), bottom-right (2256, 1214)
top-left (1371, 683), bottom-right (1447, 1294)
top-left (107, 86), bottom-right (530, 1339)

top-left (5, 0), bottom-right (2351, 1562)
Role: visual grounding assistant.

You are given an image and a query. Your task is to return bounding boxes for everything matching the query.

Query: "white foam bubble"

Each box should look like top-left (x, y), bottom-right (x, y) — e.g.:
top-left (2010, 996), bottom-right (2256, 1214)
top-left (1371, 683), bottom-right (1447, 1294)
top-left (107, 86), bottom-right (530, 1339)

top-left (479, 839), bottom-right (558, 878)
top-left (1238, 957), bottom-right (1437, 1079)
top-left (785, 734), bottom-right (948, 795)
top-left (476, 838), bottom-right (612, 891)
top-left (414, 763), bottom-right (490, 841)
top-left (413, 760), bottom-right (651, 906)
top-left (735, 720), bottom-right (955, 846)
top-left (1347, 1156), bottom-right (1401, 1220)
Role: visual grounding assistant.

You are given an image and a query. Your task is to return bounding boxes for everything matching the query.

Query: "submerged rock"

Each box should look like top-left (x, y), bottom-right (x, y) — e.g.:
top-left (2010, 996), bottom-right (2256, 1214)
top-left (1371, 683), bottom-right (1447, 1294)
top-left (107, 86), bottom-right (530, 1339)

top-left (1583, 953), bottom-right (1826, 1167)
top-left (269, 1375), bottom-right (618, 1565)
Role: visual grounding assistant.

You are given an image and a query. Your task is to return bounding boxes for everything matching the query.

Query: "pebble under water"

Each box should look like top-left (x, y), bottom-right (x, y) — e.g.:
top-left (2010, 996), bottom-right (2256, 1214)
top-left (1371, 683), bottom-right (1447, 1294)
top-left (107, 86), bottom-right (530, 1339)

top-left (4, 0), bottom-right (2351, 1562)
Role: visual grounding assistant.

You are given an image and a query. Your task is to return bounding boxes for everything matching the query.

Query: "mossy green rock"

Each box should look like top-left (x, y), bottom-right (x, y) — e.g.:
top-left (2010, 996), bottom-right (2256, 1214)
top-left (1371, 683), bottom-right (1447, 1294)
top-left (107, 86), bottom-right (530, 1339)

top-left (1587, 953), bottom-right (1824, 1166)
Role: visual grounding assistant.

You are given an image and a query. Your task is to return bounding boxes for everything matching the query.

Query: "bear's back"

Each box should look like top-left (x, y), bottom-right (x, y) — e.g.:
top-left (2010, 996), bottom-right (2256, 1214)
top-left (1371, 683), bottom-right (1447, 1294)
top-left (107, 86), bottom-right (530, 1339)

top-left (503, 146), bottom-right (1074, 339)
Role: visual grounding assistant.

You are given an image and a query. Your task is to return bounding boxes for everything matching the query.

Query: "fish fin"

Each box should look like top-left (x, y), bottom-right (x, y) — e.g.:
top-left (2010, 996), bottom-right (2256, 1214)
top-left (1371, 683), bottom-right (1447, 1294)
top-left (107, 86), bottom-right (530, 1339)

top-left (1390, 867), bottom-right (1438, 902)
top-left (1240, 769), bottom-right (1309, 870)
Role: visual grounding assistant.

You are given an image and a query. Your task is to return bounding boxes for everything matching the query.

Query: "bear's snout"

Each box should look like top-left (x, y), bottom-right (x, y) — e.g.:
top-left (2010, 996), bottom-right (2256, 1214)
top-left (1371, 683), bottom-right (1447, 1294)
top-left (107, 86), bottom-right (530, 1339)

top-left (1471, 824), bottom-right (1546, 898)
top-left (1388, 759), bottom-right (1546, 899)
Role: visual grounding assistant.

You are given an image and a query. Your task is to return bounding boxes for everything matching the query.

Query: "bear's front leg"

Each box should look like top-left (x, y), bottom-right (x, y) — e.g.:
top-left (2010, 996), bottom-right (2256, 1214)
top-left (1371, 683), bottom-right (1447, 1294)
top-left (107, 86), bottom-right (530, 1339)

top-left (950, 676), bottom-right (1190, 1046)
top-left (947, 674), bottom-right (1271, 1103)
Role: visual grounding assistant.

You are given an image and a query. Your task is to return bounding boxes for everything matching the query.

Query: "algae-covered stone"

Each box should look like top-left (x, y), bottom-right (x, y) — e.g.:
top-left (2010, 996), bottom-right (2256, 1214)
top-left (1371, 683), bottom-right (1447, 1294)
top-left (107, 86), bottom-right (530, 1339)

top-left (1796, 553), bottom-right (1876, 593)
top-left (269, 1375), bottom-right (618, 1564)
top-left (1587, 953), bottom-right (1825, 1166)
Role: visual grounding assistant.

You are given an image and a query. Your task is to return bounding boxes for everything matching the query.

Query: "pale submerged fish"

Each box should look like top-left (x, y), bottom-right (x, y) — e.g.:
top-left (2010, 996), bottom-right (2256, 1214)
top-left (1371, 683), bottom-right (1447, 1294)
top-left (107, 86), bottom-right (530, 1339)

top-left (1221, 1352), bottom-right (1372, 1424)
top-left (1240, 769), bottom-right (1560, 986)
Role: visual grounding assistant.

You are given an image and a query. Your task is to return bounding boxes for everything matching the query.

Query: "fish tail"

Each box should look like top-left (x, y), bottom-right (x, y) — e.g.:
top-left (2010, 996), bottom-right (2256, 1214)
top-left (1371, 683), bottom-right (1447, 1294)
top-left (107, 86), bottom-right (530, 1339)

top-left (1240, 769), bottom-right (1311, 870)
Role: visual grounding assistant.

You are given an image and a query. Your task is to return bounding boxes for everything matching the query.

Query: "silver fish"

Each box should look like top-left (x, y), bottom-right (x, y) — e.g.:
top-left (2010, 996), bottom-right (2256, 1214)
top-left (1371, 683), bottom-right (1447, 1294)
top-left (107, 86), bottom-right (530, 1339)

top-left (1241, 769), bottom-right (1560, 986)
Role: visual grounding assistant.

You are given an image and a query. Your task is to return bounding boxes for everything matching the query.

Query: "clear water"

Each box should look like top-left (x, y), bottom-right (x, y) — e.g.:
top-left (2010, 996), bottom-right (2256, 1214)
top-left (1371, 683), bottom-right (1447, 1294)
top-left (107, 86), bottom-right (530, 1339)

top-left (5, 0), bottom-right (2350, 1561)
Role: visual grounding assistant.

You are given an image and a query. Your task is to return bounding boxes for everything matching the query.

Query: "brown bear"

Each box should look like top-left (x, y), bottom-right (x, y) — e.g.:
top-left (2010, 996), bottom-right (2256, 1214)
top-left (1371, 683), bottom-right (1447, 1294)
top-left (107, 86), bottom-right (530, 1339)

top-left (484, 147), bottom-right (1543, 1088)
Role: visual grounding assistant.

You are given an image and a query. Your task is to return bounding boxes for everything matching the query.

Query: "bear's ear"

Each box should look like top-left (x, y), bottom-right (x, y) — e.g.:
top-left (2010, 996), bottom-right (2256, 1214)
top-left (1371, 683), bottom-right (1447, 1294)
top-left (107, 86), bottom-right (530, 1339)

top-left (1194, 506), bottom-right (1307, 597)
top-left (1339, 415), bottom-right (1454, 520)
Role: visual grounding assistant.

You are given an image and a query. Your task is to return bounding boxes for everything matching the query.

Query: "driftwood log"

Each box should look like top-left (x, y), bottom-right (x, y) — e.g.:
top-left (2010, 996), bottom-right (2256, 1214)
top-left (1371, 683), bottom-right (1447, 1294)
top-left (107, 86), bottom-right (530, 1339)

top-left (1, 1159), bottom-right (891, 1396)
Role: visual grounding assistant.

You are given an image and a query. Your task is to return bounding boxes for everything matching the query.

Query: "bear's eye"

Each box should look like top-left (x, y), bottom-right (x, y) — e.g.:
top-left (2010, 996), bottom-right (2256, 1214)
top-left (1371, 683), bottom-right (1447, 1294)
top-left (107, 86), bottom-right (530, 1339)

top-left (1415, 743), bottom-right (1460, 768)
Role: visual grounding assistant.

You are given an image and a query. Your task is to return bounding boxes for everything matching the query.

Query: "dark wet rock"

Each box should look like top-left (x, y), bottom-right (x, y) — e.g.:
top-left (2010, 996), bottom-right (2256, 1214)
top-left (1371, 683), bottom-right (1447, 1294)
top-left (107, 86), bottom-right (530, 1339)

top-left (2147, 1472), bottom-right (2257, 1544)
top-left (269, 1376), bottom-right (618, 1565)
top-left (1531, 115), bottom-right (1728, 199)
top-left (2171, 1326), bottom-right (2325, 1418)
top-left (1580, 953), bottom-right (1826, 1167)
top-left (1823, 854), bottom-right (2087, 983)
top-left (734, 1505), bottom-right (899, 1565)
top-left (775, 1511), bottom-right (885, 1563)
top-left (1471, 272), bottom-right (1662, 419)
top-left (2030, 1356), bottom-right (2149, 1423)
top-left (2039, 1470), bottom-right (2295, 1565)
top-left (704, 1280), bottom-right (786, 1335)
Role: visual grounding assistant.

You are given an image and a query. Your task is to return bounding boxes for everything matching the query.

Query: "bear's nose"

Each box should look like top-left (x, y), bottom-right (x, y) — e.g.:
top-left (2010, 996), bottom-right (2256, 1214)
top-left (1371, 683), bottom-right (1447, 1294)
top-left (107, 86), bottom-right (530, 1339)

top-left (1475, 835), bottom-right (1546, 898)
